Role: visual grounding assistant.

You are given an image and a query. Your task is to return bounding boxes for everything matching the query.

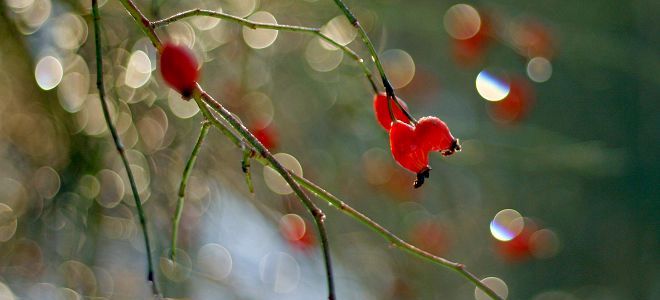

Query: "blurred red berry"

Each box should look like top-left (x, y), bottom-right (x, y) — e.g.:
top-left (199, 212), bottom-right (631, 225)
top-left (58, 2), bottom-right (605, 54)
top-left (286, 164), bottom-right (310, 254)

top-left (159, 43), bottom-right (199, 97)
top-left (452, 13), bottom-right (491, 67)
top-left (496, 220), bottom-right (538, 262)
top-left (410, 220), bottom-right (449, 256)
top-left (490, 77), bottom-right (535, 123)
top-left (373, 93), bottom-right (411, 130)
top-left (251, 123), bottom-right (278, 150)
top-left (511, 20), bottom-right (555, 59)
top-left (279, 214), bottom-right (315, 252)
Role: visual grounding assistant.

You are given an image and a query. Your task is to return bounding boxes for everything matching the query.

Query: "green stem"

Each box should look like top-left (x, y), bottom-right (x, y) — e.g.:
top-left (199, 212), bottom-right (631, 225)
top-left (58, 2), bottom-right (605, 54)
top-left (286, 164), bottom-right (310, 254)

top-left (151, 9), bottom-right (378, 93)
top-left (171, 122), bottom-right (210, 260)
top-left (114, 0), bottom-right (501, 298)
top-left (118, 0), bottom-right (163, 50)
top-left (330, 0), bottom-right (417, 123)
top-left (92, 0), bottom-right (159, 295)
top-left (292, 175), bottom-right (503, 300)
top-left (241, 146), bottom-right (255, 193)
top-left (195, 88), bottom-right (336, 300)
top-left (198, 107), bottom-right (503, 300)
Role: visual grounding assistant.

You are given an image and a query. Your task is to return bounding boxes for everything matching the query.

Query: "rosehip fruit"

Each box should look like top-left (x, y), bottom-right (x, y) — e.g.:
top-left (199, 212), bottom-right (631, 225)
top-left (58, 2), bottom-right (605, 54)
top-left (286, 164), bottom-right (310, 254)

top-left (389, 117), bottom-right (460, 188)
top-left (373, 93), bottom-right (411, 130)
top-left (416, 116), bottom-right (460, 156)
top-left (389, 121), bottom-right (430, 188)
top-left (159, 43), bottom-right (199, 98)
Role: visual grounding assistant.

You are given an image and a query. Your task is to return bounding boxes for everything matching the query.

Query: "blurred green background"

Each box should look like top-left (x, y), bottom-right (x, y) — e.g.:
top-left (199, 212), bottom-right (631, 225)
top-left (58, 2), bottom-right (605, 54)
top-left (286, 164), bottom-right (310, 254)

top-left (0, 0), bottom-right (657, 299)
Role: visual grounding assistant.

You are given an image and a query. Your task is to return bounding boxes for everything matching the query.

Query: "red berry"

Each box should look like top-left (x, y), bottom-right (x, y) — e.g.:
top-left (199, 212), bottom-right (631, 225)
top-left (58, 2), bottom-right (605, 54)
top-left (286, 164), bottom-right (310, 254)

top-left (159, 43), bottom-right (199, 97)
top-left (389, 121), bottom-right (429, 175)
top-left (373, 93), bottom-right (411, 130)
top-left (389, 117), bottom-right (460, 188)
top-left (416, 116), bottom-right (458, 155)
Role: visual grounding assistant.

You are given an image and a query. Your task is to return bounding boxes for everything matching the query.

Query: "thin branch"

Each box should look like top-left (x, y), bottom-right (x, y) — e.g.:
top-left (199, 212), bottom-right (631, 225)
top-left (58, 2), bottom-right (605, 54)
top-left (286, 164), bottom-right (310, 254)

top-left (195, 88), bottom-right (336, 300)
top-left (115, 0), bottom-right (502, 298)
top-left (151, 8), bottom-right (378, 93)
top-left (330, 0), bottom-right (417, 123)
top-left (171, 121), bottom-right (211, 260)
top-left (293, 175), bottom-right (503, 300)
top-left (92, 0), bottom-right (159, 295)
top-left (118, 0), bottom-right (162, 50)
top-left (241, 143), bottom-right (255, 193)
top-left (197, 104), bottom-right (503, 300)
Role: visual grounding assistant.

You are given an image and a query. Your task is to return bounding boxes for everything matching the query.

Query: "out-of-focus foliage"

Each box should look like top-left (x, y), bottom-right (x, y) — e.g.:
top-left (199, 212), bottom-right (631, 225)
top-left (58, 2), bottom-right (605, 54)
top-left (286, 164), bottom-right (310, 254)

top-left (0, 0), bottom-right (657, 299)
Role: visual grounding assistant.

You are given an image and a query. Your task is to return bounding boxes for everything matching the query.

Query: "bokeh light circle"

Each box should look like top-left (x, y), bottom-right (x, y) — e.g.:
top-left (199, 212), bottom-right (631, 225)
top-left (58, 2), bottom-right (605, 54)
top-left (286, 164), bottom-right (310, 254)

top-left (305, 39), bottom-right (343, 72)
top-left (243, 11), bottom-right (278, 49)
top-left (191, 6), bottom-right (222, 30)
top-left (259, 252), bottom-right (300, 293)
top-left (58, 72), bottom-right (90, 113)
top-left (197, 243), bottom-right (233, 281)
top-left (125, 50), bottom-right (152, 88)
top-left (490, 209), bottom-right (524, 241)
top-left (0, 203), bottom-right (18, 242)
top-left (53, 13), bottom-right (87, 50)
top-left (476, 70), bottom-right (510, 101)
top-left (320, 15), bottom-right (357, 50)
top-left (32, 166), bottom-right (60, 199)
top-left (527, 57), bottom-right (552, 83)
top-left (160, 249), bottom-right (192, 282)
top-left (530, 228), bottom-right (560, 259)
top-left (381, 49), bottom-right (416, 89)
top-left (96, 169), bottom-right (125, 208)
top-left (263, 153), bottom-right (303, 195)
top-left (279, 214), bottom-right (306, 241)
top-left (475, 277), bottom-right (508, 300)
top-left (223, 0), bottom-right (257, 17)
top-left (168, 90), bottom-right (200, 119)
top-left (35, 56), bottom-right (63, 90)
top-left (444, 4), bottom-right (482, 40)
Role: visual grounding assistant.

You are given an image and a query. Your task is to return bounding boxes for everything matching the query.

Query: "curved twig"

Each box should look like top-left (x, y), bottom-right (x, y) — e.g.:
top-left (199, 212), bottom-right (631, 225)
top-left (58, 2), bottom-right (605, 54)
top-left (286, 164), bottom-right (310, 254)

top-left (152, 9), bottom-right (377, 93)
top-left (92, 0), bottom-right (159, 295)
top-left (171, 122), bottom-right (211, 260)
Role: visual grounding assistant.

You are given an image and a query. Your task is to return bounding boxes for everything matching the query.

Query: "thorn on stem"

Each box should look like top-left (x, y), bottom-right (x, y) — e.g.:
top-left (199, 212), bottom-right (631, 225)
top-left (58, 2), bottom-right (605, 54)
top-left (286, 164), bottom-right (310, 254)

top-left (312, 208), bottom-right (326, 221)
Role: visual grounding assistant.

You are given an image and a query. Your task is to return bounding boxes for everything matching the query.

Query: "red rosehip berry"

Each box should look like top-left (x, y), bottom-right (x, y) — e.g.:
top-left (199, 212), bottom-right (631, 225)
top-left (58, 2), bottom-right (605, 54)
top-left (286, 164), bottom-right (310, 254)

top-left (159, 43), bottom-right (199, 98)
top-left (389, 117), bottom-right (460, 188)
top-left (373, 93), bottom-right (411, 130)
top-left (389, 121), bottom-right (430, 188)
top-left (416, 116), bottom-right (459, 155)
